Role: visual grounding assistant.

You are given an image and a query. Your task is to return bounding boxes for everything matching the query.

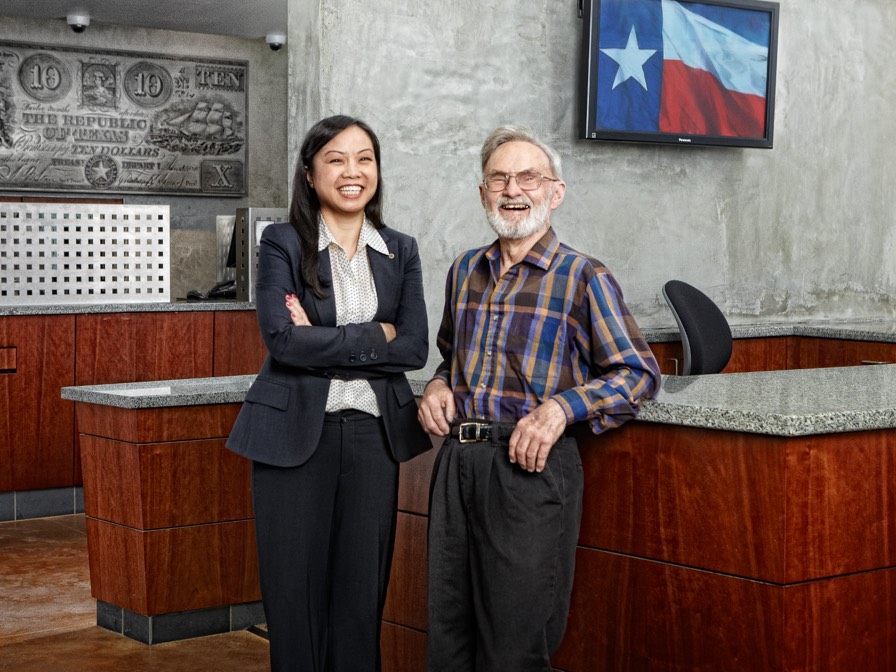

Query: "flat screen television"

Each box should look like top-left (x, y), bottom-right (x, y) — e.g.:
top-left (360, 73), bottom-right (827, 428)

top-left (580, 0), bottom-right (779, 148)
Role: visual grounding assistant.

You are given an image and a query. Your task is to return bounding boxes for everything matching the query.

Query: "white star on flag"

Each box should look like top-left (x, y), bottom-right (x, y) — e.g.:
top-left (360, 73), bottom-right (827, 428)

top-left (600, 26), bottom-right (657, 90)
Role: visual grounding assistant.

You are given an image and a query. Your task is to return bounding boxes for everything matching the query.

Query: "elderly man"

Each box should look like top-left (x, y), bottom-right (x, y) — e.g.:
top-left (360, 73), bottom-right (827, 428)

top-left (418, 125), bottom-right (661, 671)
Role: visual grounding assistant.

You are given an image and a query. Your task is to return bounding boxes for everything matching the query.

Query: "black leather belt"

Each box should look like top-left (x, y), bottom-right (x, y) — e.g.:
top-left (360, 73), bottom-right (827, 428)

top-left (324, 409), bottom-right (377, 422)
top-left (450, 419), bottom-right (516, 444)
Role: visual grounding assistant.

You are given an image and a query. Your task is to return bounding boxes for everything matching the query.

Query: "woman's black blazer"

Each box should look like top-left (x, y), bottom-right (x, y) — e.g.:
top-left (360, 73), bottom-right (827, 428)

top-left (226, 222), bottom-right (430, 467)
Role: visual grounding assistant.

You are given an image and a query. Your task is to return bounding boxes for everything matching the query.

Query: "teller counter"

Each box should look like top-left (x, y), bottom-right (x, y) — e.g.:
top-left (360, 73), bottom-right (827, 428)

top-left (552, 364), bottom-right (896, 672)
top-left (390, 363), bottom-right (896, 672)
top-left (62, 358), bottom-right (896, 670)
top-left (0, 300), bottom-right (265, 521)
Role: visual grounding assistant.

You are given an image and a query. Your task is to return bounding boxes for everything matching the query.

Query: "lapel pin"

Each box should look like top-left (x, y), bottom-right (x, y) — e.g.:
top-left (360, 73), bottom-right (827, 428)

top-left (388, 253), bottom-right (395, 259)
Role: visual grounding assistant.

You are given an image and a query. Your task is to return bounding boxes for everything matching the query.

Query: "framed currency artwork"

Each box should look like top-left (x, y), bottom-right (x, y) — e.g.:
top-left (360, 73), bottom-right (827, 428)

top-left (0, 41), bottom-right (248, 196)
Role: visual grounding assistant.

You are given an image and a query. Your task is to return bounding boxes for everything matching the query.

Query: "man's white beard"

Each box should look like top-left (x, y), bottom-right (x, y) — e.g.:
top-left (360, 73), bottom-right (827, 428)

top-left (486, 189), bottom-right (552, 240)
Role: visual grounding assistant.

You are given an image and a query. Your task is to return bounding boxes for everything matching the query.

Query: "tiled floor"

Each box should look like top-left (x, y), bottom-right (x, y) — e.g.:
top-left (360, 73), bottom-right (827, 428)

top-left (0, 515), bottom-right (270, 671)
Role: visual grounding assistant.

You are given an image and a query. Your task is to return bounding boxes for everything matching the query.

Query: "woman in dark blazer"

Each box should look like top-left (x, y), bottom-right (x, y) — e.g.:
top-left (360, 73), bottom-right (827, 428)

top-left (227, 115), bottom-right (430, 672)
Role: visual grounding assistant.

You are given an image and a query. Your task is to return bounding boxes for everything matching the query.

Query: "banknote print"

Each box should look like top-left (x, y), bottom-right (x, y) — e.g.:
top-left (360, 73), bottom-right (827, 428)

top-left (0, 41), bottom-right (248, 196)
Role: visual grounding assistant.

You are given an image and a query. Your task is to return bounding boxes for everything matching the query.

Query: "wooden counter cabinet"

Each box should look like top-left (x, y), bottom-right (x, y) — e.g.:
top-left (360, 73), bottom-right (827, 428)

top-left (75, 312), bottom-right (216, 385)
top-left (0, 314), bottom-right (75, 491)
top-left (380, 419), bottom-right (896, 672)
top-left (76, 400), bottom-right (262, 643)
top-left (63, 357), bottom-right (896, 663)
top-left (0, 307), bottom-right (265, 499)
top-left (552, 421), bottom-right (896, 671)
top-left (651, 334), bottom-right (896, 376)
top-left (212, 309), bottom-right (268, 376)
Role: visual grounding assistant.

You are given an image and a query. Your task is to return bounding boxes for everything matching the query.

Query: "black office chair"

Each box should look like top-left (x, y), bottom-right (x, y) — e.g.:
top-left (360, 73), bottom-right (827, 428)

top-left (662, 280), bottom-right (732, 375)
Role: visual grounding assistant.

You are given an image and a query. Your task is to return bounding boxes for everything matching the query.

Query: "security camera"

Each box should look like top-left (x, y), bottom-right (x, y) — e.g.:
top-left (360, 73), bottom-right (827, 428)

top-left (67, 13), bottom-right (90, 33)
top-left (265, 33), bottom-right (286, 52)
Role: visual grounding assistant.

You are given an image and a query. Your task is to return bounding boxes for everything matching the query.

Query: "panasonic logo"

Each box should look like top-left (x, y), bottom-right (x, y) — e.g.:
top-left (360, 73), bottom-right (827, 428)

top-left (678, 138), bottom-right (692, 143)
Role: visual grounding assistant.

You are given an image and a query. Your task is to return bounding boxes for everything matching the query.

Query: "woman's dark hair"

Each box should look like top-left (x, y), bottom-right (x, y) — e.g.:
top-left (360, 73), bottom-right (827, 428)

top-left (289, 115), bottom-right (385, 298)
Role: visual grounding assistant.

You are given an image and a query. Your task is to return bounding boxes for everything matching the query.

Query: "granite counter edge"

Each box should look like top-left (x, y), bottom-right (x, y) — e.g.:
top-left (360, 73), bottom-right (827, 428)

top-left (0, 301), bottom-right (255, 316)
top-left (61, 376), bottom-right (429, 409)
top-left (61, 374), bottom-right (896, 437)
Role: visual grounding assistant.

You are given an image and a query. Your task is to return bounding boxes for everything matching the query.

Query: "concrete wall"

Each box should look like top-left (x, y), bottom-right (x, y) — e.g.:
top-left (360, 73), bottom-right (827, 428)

top-left (288, 0), bottom-right (896, 373)
top-left (0, 15), bottom-right (289, 299)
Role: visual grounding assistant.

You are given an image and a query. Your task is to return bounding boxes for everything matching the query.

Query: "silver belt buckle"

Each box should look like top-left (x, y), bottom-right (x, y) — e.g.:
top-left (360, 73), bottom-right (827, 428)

top-left (458, 421), bottom-right (487, 443)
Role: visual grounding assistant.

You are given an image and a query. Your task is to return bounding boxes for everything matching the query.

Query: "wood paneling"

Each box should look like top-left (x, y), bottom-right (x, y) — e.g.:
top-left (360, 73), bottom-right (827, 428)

top-left (652, 336), bottom-right (797, 375)
top-left (578, 422), bottom-right (788, 582)
top-left (648, 341), bottom-right (682, 375)
top-left (554, 548), bottom-right (785, 672)
top-left (553, 547), bottom-right (896, 672)
top-left (551, 549), bottom-right (644, 672)
top-left (73, 312), bottom-right (220, 483)
top-left (383, 512), bottom-right (428, 631)
top-left (3, 309), bottom-right (890, 495)
top-left (79, 395), bottom-right (259, 623)
top-left (212, 310), bottom-right (268, 376)
top-left (86, 516), bottom-right (148, 612)
top-left (554, 423), bottom-right (896, 670)
top-left (728, 336), bottom-right (796, 372)
top-left (75, 311), bottom-right (214, 385)
top-left (69, 365), bottom-right (896, 666)
top-left (143, 521), bottom-right (260, 615)
top-left (86, 517), bottom-right (260, 616)
top-left (73, 310), bottom-right (216, 484)
top-left (4, 309), bottom-right (256, 492)
top-left (397, 438), bottom-right (440, 515)
top-left (80, 435), bottom-right (142, 527)
top-left (381, 622), bottom-right (427, 672)
top-left (80, 435), bottom-right (252, 529)
top-left (785, 569), bottom-right (896, 671)
top-left (796, 337), bottom-right (896, 369)
top-left (579, 423), bottom-right (896, 584)
top-left (658, 335), bottom-right (896, 374)
top-left (75, 403), bottom-right (241, 444)
top-left (0, 346), bottom-right (15, 371)
top-left (0, 315), bottom-right (75, 491)
top-left (783, 428), bottom-right (896, 581)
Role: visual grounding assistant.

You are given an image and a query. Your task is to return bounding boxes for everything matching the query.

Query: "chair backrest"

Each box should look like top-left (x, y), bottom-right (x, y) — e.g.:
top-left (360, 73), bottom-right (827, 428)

top-left (662, 280), bottom-right (732, 375)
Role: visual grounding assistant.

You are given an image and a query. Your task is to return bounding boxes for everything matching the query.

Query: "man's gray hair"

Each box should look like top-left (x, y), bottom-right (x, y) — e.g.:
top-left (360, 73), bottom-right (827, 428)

top-left (480, 125), bottom-right (564, 182)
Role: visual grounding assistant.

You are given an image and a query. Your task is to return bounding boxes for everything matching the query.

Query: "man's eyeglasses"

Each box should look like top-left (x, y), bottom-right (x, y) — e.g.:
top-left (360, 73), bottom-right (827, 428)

top-left (482, 171), bottom-right (559, 192)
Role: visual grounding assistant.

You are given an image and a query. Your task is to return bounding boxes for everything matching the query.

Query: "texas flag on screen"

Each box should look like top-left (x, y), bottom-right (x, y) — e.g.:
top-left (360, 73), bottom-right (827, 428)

top-left (596, 0), bottom-right (770, 137)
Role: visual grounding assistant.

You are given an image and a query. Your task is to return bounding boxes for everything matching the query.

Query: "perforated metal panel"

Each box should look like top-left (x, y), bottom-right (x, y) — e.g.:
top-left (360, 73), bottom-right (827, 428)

top-left (0, 203), bottom-right (170, 305)
top-left (234, 207), bottom-right (287, 303)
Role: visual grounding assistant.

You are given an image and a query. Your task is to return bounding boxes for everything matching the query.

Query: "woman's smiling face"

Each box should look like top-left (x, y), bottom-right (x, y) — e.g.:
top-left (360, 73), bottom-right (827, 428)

top-left (307, 124), bottom-right (379, 223)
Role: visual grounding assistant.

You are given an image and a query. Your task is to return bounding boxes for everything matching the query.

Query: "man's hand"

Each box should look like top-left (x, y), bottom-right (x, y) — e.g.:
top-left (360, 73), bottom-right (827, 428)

top-left (509, 399), bottom-right (568, 473)
top-left (418, 378), bottom-right (456, 437)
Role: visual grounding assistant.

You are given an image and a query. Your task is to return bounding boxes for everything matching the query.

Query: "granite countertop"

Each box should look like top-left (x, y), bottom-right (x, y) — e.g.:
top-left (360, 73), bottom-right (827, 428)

top-left (3, 303), bottom-right (894, 343)
top-left (0, 300), bottom-right (255, 316)
top-left (638, 364), bottom-right (896, 436)
top-left (61, 375), bottom-right (259, 408)
top-left (61, 376), bottom-right (430, 409)
top-left (642, 318), bottom-right (896, 344)
top-left (61, 364), bottom-right (896, 438)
